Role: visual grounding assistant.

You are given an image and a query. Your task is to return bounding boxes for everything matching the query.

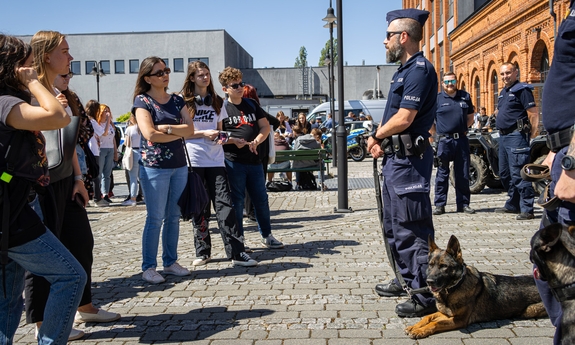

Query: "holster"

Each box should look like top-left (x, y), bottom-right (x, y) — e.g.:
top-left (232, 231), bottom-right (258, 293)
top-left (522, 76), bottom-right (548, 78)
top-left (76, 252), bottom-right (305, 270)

top-left (391, 134), bottom-right (429, 159)
top-left (517, 118), bottom-right (531, 134)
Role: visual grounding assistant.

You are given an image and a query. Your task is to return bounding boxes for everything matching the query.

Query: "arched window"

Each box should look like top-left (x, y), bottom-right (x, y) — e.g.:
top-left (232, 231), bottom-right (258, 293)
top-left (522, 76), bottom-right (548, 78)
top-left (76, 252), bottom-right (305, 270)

top-left (474, 77), bottom-right (481, 110)
top-left (492, 70), bottom-right (499, 111)
top-left (541, 47), bottom-right (549, 82)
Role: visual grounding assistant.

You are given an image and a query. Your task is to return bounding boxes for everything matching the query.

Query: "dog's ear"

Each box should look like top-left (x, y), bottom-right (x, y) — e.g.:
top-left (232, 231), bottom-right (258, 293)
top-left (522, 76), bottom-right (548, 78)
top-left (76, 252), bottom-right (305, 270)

top-left (428, 235), bottom-right (438, 252)
top-left (539, 223), bottom-right (563, 252)
top-left (446, 235), bottom-right (462, 260)
top-left (567, 225), bottom-right (575, 237)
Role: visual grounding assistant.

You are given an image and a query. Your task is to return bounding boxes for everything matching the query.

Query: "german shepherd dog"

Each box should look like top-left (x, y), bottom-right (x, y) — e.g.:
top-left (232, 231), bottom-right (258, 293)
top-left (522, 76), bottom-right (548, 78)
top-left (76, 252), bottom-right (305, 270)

top-left (531, 223), bottom-right (575, 344)
top-left (405, 235), bottom-right (547, 339)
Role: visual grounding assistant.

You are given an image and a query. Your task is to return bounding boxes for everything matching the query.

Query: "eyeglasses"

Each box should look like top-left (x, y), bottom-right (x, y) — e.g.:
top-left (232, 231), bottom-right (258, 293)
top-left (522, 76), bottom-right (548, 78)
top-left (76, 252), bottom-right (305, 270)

top-left (148, 68), bottom-right (171, 77)
top-left (443, 80), bottom-right (457, 85)
top-left (60, 72), bottom-right (73, 79)
top-left (228, 82), bottom-right (246, 90)
top-left (386, 31), bottom-right (404, 40)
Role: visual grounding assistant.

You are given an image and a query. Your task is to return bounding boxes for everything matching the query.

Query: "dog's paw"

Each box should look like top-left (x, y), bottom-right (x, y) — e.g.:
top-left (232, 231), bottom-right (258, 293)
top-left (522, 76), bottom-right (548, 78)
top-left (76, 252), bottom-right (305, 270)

top-left (405, 327), bottom-right (430, 339)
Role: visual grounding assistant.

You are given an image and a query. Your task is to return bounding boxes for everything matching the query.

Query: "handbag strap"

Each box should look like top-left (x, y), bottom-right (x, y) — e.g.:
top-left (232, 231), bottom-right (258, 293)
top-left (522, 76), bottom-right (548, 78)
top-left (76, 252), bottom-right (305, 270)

top-left (180, 138), bottom-right (193, 173)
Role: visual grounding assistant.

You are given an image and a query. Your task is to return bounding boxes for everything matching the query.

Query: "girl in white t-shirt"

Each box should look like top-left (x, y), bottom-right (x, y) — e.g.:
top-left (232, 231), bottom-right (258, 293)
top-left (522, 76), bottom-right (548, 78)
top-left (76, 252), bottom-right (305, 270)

top-left (182, 60), bottom-right (256, 267)
top-left (122, 114), bottom-right (141, 206)
top-left (90, 104), bottom-right (115, 203)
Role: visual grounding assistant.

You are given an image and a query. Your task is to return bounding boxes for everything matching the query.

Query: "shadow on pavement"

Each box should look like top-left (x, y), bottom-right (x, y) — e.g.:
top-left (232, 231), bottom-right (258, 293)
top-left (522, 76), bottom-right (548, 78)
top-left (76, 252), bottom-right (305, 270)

top-left (82, 306), bottom-right (274, 343)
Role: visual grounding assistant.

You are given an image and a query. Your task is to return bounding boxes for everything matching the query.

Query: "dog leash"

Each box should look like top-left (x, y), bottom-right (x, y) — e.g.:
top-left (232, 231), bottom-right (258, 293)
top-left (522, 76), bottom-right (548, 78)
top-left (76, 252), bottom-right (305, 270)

top-left (373, 158), bottom-right (430, 297)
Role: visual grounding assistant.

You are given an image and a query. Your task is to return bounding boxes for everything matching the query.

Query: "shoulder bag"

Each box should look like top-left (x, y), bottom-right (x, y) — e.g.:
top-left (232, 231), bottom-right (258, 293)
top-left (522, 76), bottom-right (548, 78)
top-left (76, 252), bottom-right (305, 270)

top-left (42, 115), bottom-right (81, 183)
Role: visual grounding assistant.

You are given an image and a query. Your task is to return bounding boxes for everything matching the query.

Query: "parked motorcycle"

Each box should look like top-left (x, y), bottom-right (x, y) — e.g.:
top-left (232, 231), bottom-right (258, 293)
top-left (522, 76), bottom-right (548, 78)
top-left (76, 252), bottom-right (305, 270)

top-left (321, 121), bottom-right (373, 162)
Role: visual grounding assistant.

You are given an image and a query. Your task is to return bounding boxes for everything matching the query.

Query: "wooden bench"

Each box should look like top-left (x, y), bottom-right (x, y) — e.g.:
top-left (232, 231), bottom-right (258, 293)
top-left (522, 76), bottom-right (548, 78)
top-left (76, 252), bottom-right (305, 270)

top-left (268, 149), bottom-right (328, 191)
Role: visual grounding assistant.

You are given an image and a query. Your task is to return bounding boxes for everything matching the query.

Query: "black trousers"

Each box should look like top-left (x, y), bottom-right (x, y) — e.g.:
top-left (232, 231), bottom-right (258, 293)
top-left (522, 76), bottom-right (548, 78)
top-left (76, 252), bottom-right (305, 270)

top-left (245, 158), bottom-right (268, 219)
top-left (191, 167), bottom-right (245, 259)
top-left (25, 174), bottom-right (94, 323)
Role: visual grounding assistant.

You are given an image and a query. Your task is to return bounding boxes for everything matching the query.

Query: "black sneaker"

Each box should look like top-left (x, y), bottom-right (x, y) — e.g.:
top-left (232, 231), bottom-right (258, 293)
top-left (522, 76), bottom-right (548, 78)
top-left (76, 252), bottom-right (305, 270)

top-left (375, 280), bottom-right (407, 297)
top-left (232, 252), bottom-right (258, 267)
top-left (103, 196), bottom-right (113, 203)
top-left (457, 206), bottom-right (475, 214)
top-left (395, 299), bottom-right (437, 318)
top-left (432, 206), bottom-right (445, 215)
top-left (516, 213), bottom-right (535, 220)
top-left (494, 207), bottom-right (519, 214)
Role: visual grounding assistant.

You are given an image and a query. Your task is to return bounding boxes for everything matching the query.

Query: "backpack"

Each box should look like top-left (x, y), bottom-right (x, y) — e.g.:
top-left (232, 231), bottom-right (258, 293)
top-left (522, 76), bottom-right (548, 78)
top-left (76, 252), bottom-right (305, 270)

top-left (298, 172), bottom-right (317, 191)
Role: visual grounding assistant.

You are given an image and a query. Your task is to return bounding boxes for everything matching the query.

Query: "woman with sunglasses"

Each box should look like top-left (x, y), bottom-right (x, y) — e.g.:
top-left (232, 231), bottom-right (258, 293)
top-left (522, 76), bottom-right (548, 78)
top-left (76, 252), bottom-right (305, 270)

top-left (181, 60), bottom-right (256, 267)
top-left (25, 30), bottom-right (120, 342)
top-left (132, 56), bottom-right (194, 284)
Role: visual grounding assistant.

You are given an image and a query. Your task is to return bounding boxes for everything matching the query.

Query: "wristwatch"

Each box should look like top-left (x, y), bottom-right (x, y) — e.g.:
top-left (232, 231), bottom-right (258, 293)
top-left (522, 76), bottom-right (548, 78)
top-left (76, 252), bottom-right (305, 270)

top-left (371, 132), bottom-right (381, 141)
top-left (561, 155), bottom-right (575, 171)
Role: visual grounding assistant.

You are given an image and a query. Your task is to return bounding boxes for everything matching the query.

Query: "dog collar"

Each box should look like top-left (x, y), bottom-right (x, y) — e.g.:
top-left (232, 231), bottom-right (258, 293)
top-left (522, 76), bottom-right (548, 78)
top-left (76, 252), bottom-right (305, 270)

top-left (446, 264), bottom-right (467, 293)
top-left (551, 282), bottom-right (575, 302)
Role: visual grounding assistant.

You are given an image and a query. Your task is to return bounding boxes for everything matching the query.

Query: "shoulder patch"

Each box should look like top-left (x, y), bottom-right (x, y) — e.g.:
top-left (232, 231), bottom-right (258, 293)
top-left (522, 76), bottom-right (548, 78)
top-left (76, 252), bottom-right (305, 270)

top-left (416, 57), bottom-right (426, 68)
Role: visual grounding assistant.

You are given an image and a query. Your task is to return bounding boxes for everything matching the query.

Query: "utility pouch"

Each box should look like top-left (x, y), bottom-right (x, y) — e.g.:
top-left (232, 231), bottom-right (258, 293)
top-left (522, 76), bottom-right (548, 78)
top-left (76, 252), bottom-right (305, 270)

top-left (517, 118), bottom-right (531, 134)
top-left (391, 135), bottom-right (405, 159)
top-left (380, 137), bottom-right (393, 155)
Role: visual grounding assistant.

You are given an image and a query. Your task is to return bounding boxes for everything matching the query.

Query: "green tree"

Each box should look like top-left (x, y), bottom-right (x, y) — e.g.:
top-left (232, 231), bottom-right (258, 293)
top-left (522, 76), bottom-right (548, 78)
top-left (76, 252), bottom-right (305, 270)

top-left (319, 38), bottom-right (338, 66)
top-left (115, 111), bottom-right (131, 123)
top-left (294, 46), bottom-right (308, 68)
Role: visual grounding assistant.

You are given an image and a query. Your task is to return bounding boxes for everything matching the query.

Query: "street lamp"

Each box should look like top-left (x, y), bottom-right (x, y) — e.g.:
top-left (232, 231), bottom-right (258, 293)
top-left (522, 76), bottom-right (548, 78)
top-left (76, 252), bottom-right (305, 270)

top-left (90, 61), bottom-right (106, 102)
top-left (323, 7), bottom-right (337, 168)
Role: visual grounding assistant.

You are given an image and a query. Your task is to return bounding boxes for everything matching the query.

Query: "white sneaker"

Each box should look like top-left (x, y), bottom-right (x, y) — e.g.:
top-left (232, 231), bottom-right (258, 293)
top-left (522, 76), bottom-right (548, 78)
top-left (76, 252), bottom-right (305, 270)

top-left (94, 199), bottom-right (109, 207)
top-left (261, 234), bottom-right (284, 249)
top-left (232, 252), bottom-right (258, 267)
top-left (192, 255), bottom-right (211, 266)
top-left (68, 328), bottom-right (85, 341)
top-left (142, 268), bottom-right (165, 284)
top-left (163, 262), bottom-right (191, 276)
top-left (121, 199), bottom-right (137, 206)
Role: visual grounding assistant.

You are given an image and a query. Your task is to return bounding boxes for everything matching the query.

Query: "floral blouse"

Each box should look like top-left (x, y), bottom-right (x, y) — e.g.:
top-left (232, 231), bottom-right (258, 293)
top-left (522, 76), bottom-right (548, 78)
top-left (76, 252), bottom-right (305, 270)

top-left (131, 93), bottom-right (186, 169)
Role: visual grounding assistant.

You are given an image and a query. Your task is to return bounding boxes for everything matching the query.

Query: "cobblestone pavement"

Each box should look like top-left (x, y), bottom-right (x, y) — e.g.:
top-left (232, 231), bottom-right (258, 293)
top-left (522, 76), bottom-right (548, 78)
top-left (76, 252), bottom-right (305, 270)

top-left (16, 159), bottom-right (555, 344)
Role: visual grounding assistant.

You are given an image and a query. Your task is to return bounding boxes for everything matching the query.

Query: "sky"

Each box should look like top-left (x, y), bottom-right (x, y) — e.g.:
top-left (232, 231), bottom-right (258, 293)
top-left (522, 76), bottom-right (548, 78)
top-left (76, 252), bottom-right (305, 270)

top-left (1, 0), bottom-right (402, 68)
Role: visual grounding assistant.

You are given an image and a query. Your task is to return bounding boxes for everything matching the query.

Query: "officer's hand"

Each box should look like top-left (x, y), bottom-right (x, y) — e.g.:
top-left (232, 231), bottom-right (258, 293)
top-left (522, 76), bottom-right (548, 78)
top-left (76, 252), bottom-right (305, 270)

top-left (542, 151), bottom-right (556, 168)
top-left (367, 137), bottom-right (378, 152)
top-left (369, 141), bottom-right (384, 159)
top-left (555, 169), bottom-right (575, 203)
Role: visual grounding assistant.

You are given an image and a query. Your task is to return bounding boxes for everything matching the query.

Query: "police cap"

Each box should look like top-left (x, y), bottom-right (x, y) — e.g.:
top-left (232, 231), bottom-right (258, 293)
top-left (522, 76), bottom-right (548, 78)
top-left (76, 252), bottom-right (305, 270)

top-left (386, 9), bottom-right (429, 27)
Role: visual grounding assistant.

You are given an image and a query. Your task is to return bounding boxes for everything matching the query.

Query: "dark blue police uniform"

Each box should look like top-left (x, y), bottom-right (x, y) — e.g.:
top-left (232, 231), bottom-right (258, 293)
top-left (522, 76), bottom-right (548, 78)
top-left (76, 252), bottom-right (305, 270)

top-left (380, 51), bottom-right (437, 309)
top-left (496, 80), bottom-right (536, 214)
top-left (434, 90), bottom-right (474, 210)
top-left (537, 2), bottom-right (575, 343)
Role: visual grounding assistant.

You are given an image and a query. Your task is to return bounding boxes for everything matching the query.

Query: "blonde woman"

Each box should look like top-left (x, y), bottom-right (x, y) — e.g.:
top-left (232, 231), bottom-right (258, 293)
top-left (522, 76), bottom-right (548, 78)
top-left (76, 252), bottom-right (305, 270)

top-left (91, 104), bottom-right (115, 205)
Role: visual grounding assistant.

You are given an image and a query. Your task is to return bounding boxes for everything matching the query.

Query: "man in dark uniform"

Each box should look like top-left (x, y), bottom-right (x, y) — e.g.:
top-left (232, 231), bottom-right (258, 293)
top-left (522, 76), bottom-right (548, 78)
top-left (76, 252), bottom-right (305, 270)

top-left (430, 72), bottom-right (475, 215)
top-left (535, 2), bottom-right (575, 343)
top-left (494, 62), bottom-right (539, 220)
top-left (367, 8), bottom-right (438, 318)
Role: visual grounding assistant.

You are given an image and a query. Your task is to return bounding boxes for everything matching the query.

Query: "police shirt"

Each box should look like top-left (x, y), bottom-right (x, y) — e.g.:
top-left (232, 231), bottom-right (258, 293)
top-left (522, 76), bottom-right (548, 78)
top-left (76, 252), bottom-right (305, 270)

top-left (542, 0), bottom-right (575, 134)
top-left (495, 81), bottom-right (536, 130)
top-left (435, 90), bottom-right (474, 134)
top-left (381, 51), bottom-right (438, 137)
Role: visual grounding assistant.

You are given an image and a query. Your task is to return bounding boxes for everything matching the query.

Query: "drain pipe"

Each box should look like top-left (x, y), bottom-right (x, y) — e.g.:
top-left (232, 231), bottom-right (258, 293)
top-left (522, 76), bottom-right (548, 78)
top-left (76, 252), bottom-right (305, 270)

top-left (550, 0), bottom-right (557, 37)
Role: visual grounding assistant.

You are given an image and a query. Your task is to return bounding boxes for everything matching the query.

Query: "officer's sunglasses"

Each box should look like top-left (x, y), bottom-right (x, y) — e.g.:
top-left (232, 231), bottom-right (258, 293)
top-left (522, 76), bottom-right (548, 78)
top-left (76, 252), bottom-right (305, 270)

top-left (443, 80), bottom-right (457, 85)
top-left (386, 31), bottom-right (404, 40)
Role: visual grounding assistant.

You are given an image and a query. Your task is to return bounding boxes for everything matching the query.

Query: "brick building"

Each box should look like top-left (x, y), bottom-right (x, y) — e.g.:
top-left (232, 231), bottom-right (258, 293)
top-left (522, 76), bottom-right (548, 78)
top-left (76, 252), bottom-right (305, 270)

top-left (402, 0), bottom-right (570, 116)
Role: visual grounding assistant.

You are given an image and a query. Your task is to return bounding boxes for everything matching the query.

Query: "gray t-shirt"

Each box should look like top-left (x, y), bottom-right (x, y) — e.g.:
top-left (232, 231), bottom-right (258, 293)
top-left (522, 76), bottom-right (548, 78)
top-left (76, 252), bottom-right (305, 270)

top-left (0, 95), bottom-right (24, 125)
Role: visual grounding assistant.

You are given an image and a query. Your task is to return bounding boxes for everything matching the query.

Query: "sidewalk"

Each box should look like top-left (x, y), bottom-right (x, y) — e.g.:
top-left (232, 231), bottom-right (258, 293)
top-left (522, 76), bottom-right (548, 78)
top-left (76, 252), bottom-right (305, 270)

top-left (16, 160), bottom-right (554, 344)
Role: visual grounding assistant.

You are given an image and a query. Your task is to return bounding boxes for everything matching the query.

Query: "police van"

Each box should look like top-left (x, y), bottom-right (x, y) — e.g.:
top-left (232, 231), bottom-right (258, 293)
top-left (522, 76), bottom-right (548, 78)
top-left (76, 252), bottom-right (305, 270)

top-left (306, 99), bottom-right (387, 125)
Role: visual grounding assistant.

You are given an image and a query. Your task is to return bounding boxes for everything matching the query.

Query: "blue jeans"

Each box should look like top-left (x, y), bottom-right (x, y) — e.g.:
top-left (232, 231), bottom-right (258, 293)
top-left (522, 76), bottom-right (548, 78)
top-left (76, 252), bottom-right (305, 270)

top-left (498, 131), bottom-right (535, 214)
top-left (139, 166), bottom-right (187, 271)
top-left (99, 148), bottom-right (115, 196)
top-left (1, 196), bottom-right (86, 345)
top-left (225, 159), bottom-right (272, 239)
top-left (127, 150), bottom-right (141, 198)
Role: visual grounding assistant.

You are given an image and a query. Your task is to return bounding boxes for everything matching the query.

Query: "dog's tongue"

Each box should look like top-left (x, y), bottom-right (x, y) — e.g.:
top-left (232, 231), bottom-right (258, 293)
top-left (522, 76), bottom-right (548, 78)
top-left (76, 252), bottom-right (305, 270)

top-left (533, 267), bottom-right (541, 280)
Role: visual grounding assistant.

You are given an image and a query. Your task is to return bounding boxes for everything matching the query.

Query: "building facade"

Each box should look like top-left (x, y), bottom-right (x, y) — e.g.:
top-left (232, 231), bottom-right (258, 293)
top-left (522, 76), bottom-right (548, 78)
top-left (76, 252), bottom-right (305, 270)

top-left (18, 30), bottom-right (397, 118)
top-left (403, 0), bottom-right (570, 116)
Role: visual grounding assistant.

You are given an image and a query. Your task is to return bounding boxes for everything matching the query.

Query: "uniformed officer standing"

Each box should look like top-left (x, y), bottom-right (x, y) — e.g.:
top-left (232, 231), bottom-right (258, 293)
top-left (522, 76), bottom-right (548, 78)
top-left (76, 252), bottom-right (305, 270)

top-left (494, 62), bottom-right (538, 220)
top-left (430, 72), bottom-right (475, 215)
top-left (367, 8), bottom-right (438, 318)
top-left (534, 1), bottom-right (575, 343)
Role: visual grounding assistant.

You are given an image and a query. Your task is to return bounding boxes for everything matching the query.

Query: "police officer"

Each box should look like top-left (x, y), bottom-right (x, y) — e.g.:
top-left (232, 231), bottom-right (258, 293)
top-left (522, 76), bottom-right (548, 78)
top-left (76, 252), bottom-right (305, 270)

top-left (494, 62), bottom-right (538, 220)
top-left (535, 1), bottom-right (575, 343)
top-left (367, 8), bottom-right (437, 318)
top-left (430, 72), bottom-right (475, 215)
